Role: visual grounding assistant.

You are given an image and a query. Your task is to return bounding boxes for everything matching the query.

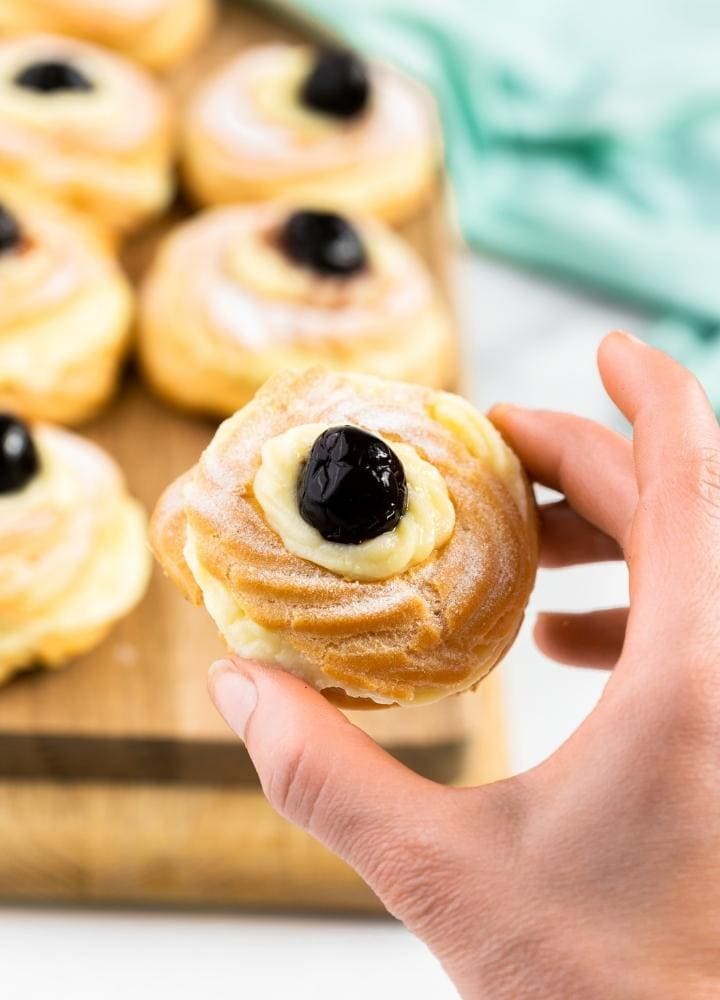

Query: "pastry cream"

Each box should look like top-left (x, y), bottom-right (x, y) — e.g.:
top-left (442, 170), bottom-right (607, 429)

top-left (183, 530), bottom-right (402, 705)
top-left (252, 47), bottom-right (345, 139)
top-left (226, 221), bottom-right (399, 307)
top-left (0, 424), bottom-right (151, 684)
top-left (183, 530), bottom-right (315, 675)
top-left (253, 422), bottom-right (455, 582)
top-left (429, 392), bottom-right (529, 522)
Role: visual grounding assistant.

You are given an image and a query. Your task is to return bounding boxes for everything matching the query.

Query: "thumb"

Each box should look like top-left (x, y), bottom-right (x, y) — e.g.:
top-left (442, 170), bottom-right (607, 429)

top-left (208, 656), bottom-right (466, 919)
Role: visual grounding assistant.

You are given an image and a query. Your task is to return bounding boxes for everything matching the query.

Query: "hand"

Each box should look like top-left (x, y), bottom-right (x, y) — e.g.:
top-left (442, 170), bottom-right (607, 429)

top-left (209, 332), bottom-right (720, 999)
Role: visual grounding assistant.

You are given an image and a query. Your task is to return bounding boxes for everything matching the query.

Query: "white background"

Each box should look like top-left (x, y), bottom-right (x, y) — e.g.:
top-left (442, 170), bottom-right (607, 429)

top-left (1, 252), bottom-right (646, 998)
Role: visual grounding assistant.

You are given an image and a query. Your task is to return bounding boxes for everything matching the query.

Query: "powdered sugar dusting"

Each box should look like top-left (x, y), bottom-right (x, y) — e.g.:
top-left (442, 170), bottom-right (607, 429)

top-left (170, 369), bottom-right (537, 705)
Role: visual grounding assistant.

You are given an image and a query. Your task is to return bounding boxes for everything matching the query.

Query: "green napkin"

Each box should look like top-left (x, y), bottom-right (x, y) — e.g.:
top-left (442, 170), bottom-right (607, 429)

top-left (289, 0), bottom-right (720, 397)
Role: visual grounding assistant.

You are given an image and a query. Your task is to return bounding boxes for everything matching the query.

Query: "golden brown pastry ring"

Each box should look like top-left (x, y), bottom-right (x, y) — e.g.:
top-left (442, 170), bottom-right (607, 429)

top-left (152, 368), bottom-right (538, 708)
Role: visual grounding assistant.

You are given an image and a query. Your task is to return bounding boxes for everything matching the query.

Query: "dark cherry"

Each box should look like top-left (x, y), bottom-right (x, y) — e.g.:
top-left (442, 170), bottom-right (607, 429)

top-left (281, 210), bottom-right (367, 277)
top-left (300, 48), bottom-right (370, 119)
top-left (0, 414), bottom-right (39, 495)
top-left (0, 203), bottom-right (21, 255)
top-left (297, 425), bottom-right (408, 545)
top-left (14, 60), bottom-right (94, 94)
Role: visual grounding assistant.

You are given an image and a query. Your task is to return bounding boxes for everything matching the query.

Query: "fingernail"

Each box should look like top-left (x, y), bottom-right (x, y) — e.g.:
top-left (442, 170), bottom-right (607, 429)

top-left (489, 402), bottom-right (516, 419)
top-left (613, 329), bottom-right (644, 345)
top-left (209, 660), bottom-right (257, 741)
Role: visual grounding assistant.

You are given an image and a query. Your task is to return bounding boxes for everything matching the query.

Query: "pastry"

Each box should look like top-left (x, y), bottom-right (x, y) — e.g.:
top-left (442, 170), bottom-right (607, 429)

top-left (181, 44), bottom-right (440, 223)
top-left (151, 368), bottom-right (537, 708)
top-left (0, 0), bottom-right (214, 72)
top-left (0, 182), bottom-right (133, 424)
top-left (138, 202), bottom-right (457, 417)
top-left (0, 34), bottom-right (173, 231)
top-left (0, 412), bottom-right (151, 685)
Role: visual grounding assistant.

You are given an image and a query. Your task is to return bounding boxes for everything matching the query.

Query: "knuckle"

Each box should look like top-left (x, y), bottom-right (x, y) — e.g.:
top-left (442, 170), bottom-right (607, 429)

top-left (263, 740), bottom-right (329, 829)
top-left (689, 445), bottom-right (720, 520)
top-left (650, 441), bottom-right (720, 523)
top-left (674, 371), bottom-right (708, 412)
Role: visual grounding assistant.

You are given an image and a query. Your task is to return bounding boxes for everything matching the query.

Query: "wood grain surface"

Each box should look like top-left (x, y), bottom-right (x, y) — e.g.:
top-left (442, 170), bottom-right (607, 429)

top-left (0, 673), bottom-right (505, 911)
top-left (0, 1), bottom-right (507, 910)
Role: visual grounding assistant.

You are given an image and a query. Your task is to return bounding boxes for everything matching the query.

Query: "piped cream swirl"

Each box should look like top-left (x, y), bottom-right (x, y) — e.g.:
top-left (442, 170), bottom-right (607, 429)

top-left (253, 423), bottom-right (455, 582)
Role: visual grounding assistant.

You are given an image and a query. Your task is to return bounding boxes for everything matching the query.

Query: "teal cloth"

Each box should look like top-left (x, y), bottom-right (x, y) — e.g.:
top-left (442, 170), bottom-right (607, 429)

top-left (290, 0), bottom-right (720, 396)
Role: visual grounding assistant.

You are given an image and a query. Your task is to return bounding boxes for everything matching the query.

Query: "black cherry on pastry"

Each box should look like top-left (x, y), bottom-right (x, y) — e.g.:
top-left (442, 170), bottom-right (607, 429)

top-left (14, 60), bottom-right (94, 94)
top-left (0, 414), bottom-right (39, 495)
top-left (297, 425), bottom-right (408, 544)
top-left (281, 210), bottom-right (367, 277)
top-left (300, 48), bottom-right (370, 119)
top-left (0, 204), bottom-right (21, 254)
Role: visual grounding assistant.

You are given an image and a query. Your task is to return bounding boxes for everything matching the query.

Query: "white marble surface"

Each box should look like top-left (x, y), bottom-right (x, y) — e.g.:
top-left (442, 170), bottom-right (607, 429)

top-left (1, 253), bottom-right (648, 999)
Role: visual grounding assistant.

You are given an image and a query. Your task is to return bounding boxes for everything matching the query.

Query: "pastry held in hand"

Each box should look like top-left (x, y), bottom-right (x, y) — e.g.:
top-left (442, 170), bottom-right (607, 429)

top-left (181, 44), bottom-right (440, 223)
top-left (0, 414), bottom-right (151, 685)
top-left (0, 34), bottom-right (172, 231)
top-left (0, 0), bottom-right (214, 72)
top-left (0, 183), bottom-right (132, 424)
top-left (138, 203), bottom-right (457, 416)
top-left (151, 369), bottom-right (538, 707)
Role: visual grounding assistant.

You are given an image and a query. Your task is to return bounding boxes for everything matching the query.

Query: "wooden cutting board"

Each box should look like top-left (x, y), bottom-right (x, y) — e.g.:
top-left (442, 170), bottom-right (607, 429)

top-left (0, 1), bottom-right (507, 911)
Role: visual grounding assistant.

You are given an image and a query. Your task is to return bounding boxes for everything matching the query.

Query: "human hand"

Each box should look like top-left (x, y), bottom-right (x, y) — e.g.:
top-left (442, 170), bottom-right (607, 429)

top-left (209, 332), bottom-right (720, 999)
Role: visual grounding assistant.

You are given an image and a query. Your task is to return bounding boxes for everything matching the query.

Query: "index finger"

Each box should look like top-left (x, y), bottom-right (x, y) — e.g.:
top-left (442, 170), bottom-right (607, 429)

top-left (599, 332), bottom-right (720, 514)
top-left (599, 331), bottom-right (720, 619)
top-left (490, 406), bottom-right (637, 547)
